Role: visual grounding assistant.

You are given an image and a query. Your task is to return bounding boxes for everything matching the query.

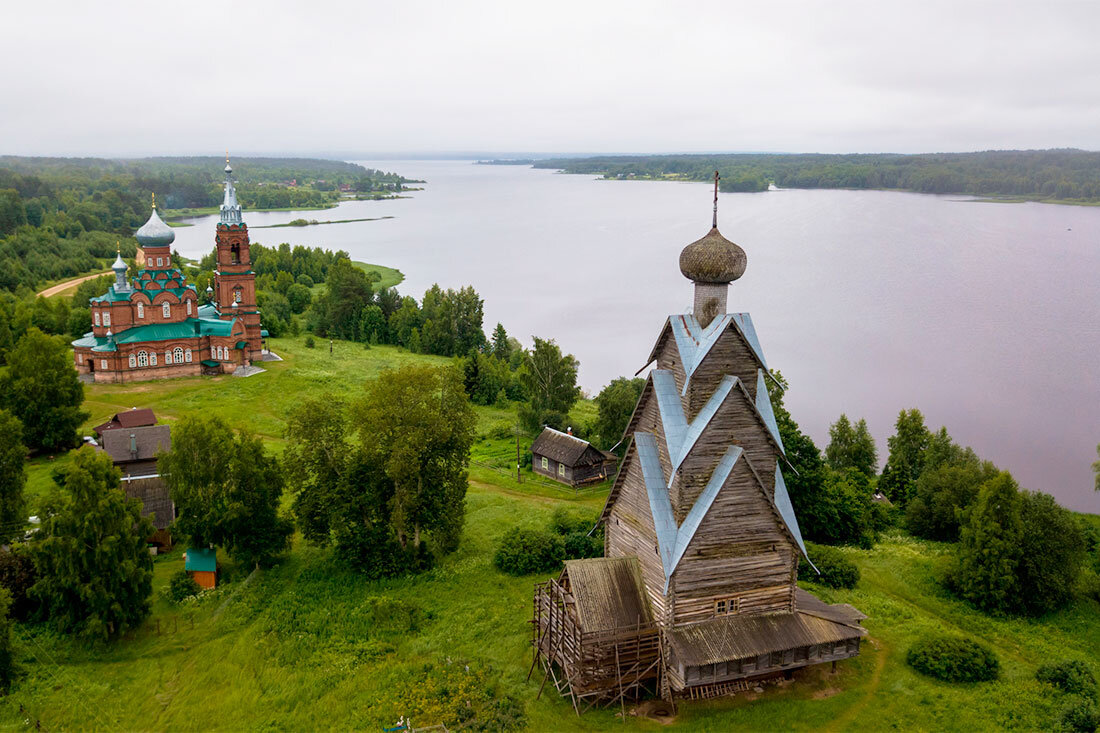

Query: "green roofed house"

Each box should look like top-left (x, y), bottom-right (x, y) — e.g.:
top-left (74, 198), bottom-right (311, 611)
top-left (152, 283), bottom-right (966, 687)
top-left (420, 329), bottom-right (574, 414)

top-left (531, 179), bottom-right (866, 712)
top-left (72, 160), bottom-right (267, 383)
top-left (185, 547), bottom-right (218, 589)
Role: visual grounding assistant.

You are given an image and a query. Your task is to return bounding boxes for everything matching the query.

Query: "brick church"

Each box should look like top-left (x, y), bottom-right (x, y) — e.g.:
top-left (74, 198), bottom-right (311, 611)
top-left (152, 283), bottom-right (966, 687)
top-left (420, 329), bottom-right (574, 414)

top-left (73, 161), bottom-right (267, 382)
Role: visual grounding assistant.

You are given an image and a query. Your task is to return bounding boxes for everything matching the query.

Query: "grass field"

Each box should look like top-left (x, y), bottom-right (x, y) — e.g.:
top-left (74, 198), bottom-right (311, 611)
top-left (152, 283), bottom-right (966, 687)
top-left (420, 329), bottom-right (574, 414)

top-left (10, 337), bottom-right (1100, 731)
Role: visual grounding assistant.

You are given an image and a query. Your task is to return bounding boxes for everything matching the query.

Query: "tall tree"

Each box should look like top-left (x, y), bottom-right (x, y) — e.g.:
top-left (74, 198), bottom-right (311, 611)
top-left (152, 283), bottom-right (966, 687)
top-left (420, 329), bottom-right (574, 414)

top-left (826, 415), bottom-right (878, 477)
top-left (159, 416), bottom-right (292, 567)
top-left (284, 396), bottom-right (350, 546)
top-left (312, 258), bottom-right (373, 340)
top-left (879, 408), bottom-right (931, 505)
top-left (490, 323), bottom-right (511, 361)
top-left (952, 472), bottom-right (1023, 615)
top-left (518, 337), bottom-right (581, 432)
top-left (0, 328), bottom-right (88, 452)
top-left (594, 377), bottom-right (645, 451)
top-left (31, 448), bottom-right (153, 641)
top-left (354, 365), bottom-right (476, 553)
top-left (1016, 491), bottom-right (1085, 616)
top-left (0, 410), bottom-right (27, 544)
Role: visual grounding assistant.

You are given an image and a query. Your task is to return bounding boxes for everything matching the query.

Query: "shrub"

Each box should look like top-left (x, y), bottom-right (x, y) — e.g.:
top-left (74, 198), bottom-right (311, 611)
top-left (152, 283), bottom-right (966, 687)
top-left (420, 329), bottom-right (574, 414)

top-left (304, 336), bottom-right (315, 348)
top-left (563, 531), bottom-right (602, 560)
top-left (493, 527), bottom-right (564, 576)
top-left (1060, 696), bottom-right (1100, 733)
top-left (167, 570), bottom-right (202, 603)
top-left (906, 635), bottom-right (1000, 683)
top-left (1038, 660), bottom-right (1098, 701)
top-left (549, 508), bottom-right (593, 536)
top-left (799, 543), bottom-right (860, 589)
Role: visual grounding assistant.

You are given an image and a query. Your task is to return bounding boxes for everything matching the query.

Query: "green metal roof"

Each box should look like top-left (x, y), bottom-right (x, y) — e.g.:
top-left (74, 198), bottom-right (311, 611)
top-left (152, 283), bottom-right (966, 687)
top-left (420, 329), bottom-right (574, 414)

top-left (72, 333), bottom-right (102, 348)
top-left (199, 318), bottom-right (235, 336)
top-left (185, 547), bottom-right (216, 572)
top-left (113, 321), bottom-right (198, 344)
top-left (90, 286), bottom-right (134, 303)
top-left (235, 340), bottom-right (248, 349)
top-left (200, 359), bottom-right (219, 367)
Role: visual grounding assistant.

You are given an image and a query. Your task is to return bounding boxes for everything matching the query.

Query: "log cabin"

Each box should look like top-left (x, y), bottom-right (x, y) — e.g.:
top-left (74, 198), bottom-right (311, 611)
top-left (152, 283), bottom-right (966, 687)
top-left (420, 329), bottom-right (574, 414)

top-left (531, 427), bottom-right (617, 487)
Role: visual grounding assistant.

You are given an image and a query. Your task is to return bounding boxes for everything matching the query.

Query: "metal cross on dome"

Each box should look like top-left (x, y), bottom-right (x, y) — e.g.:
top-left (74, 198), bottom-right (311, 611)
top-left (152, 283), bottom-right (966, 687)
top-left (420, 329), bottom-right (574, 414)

top-left (712, 170), bottom-right (719, 228)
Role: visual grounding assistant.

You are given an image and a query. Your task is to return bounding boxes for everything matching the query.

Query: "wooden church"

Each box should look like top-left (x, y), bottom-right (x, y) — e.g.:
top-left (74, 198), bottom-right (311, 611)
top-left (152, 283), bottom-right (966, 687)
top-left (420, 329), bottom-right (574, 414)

top-left (531, 178), bottom-right (866, 712)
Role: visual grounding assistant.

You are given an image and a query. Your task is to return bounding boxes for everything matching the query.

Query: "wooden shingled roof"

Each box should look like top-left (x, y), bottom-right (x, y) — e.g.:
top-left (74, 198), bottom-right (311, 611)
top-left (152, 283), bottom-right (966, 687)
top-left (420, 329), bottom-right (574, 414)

top-left (531, 427), bottom-right (609, 467)
top-left (563, 557), bottom-right (654, 633)
top-left (666, 608), bottom-right (866, 666)
top-left (99, 424), bottom-right (171, 465)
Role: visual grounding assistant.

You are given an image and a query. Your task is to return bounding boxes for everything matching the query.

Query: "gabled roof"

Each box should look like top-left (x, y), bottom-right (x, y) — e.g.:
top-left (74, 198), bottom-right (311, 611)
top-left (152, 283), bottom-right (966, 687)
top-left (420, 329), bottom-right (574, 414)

top-left (99, 424), bottom-right (171, 465)
top-left (563, 556), bottom-right (653, 632)
top-left (531, 427), bottom-right (604, 467)
top-left (774, 465), bottom-right (813, 568)
top-left (755, 369), bottom-right (785, 452)
top-left (652, 369), bottom-right (738, 482)
top-left (641, 312), bottom-right (774, 388)
top-left (93, 408), bottom-right (156, 436)
top-left (635, 431), bottom-right (744, 592)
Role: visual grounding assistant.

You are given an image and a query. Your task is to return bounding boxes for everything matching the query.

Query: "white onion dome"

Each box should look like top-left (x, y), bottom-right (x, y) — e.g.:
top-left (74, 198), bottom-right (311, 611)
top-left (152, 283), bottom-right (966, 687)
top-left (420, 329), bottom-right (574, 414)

top-left (112, 250), bottom-right (127, 272)
top-left (135, 206), bottom-right (175, 247)
top-left (679, 226), bottom-right (747, 284)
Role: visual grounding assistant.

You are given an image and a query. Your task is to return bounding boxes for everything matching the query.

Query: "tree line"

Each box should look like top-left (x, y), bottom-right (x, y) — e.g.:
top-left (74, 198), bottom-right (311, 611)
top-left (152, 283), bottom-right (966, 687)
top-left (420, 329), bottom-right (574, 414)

top-left (533, 149), bottom-right (1100, 201)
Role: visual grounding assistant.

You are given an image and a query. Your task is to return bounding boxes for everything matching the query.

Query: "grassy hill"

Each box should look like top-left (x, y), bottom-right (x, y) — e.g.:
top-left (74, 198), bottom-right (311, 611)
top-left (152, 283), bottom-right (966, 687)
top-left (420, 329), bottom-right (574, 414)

top-left (11, 337), bottom-right (1100, 731)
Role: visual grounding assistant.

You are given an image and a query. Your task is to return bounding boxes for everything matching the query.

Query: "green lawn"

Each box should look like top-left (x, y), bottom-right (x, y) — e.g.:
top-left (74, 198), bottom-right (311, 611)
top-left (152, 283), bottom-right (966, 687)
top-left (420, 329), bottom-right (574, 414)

top-left (8, 338), bottom-right (1099, 731)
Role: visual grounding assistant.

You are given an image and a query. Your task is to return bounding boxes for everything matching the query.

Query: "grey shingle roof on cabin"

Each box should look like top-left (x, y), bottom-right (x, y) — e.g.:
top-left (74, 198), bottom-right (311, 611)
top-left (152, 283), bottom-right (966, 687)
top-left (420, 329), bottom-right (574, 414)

top-left (100, 425), bottom-right (171, 465)
top-left (531, 427), bottom-right (608, 467)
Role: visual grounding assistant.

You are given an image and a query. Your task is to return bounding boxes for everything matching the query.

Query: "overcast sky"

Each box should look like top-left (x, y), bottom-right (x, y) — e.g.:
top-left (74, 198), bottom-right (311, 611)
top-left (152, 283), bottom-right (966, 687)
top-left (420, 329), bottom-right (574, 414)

top-left (4, 0), bottom-right (1098, 157)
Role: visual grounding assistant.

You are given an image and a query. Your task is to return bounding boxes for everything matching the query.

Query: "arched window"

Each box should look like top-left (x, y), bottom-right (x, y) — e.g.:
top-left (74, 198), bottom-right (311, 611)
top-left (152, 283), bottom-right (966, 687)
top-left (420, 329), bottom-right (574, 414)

top-left (184, 348), bottom-right (192, 363)
top-left (186, 300), bottom-right (192, 316)
top-left (218, 346), bottom-right (224, 360)
top-left (233, 287), bottom-right (242, 304)
top-left (137, 351), bottom-right (148, 367)
top-left (230, 243), bottom-right (240, 264)
top-left (164, 351), bottom-right (172, 365)
top-left (150, 352), bottom-right (157, 366)
top-left (128, 354), bottom-right (136, 368)
top-left (94, 311), bottom-right (100, 326)
top-left (137, 302), bottom-right (144, 319)
top-left (174, 347), bottom-right (184, 364)
top-left (156, 257), bottom-right (163, 267)
top-left (162, 302), bottom-right (171, 319)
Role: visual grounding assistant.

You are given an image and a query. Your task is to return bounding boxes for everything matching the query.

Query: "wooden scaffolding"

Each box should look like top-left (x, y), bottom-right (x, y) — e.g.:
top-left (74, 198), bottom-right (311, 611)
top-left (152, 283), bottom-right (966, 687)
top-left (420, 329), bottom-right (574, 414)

top-left (529, 577), bottom-right (662, 715)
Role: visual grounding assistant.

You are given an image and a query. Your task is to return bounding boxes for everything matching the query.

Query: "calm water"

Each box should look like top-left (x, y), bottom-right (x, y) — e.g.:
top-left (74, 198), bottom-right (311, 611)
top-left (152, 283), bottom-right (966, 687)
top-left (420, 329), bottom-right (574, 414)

top-left (172, 161), bottom-right (1100, 514)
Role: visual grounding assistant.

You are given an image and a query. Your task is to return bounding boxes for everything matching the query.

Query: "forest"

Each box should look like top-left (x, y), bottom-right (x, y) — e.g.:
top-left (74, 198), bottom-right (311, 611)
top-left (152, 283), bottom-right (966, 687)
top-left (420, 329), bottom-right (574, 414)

top-left (528, 149), bottom-right (1100, 201)
top-left (0, 156), bottom-right (412, 292)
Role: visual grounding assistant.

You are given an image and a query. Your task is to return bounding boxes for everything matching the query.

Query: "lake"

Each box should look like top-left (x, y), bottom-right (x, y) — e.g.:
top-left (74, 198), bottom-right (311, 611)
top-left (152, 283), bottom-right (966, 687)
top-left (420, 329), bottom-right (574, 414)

top-left (171, 160), bottom-right (1100, 514)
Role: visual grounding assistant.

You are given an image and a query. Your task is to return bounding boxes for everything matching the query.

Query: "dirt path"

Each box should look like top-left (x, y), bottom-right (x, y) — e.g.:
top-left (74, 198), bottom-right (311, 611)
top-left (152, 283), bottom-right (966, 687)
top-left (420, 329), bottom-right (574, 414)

top-left (822, 636), bottom-right (889, 733)
top-left (37, 270), bottom-right (111, 298)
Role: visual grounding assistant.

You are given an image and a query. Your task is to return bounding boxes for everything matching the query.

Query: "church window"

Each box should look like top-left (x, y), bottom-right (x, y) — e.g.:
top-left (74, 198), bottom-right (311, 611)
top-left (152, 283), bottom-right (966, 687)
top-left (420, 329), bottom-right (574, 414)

top-left (186, 300), bottom-right (192, 315)
top-left (174, 347), bottom-right (184, 363)
top-left (541, 457), bottom-right (548, 470)
top-left (100, 360), bottom-right (107, 370)
top-left (164, 351), bottom-right (172, 365)
top-left (128, 354), bottom-right (136, 368)
top-left (150, 352), bottom-right (157, 366)
top-left (77, 354), bottom-right (82, 364)
top-left (558, 463), bottom-right (566, 477)
top-left (162, 302), bottom-right (171, 319)
top-left (184, 348), bottom-right (192, 363)
top-left (137, 302), bottom-right (144, 319)
top-left (102, 312), bottom-right (111, 326)
top-left (714, 597), bottom-right (740, 616)
top-left (156, 257), bottom-right (163, 267)
top-left (234, 288), bottom-right (242, 303)
top-left (94, 311), bottom-right (100, 326)
top-left (137, 351), bottom-right (148, 367)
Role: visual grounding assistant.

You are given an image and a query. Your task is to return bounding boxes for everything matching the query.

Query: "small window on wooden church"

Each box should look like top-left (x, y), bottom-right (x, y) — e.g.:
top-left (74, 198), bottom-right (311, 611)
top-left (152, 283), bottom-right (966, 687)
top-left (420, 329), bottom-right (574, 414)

top-left (162, 302), bottom-right (171, 319)
top-left (137, 302), bottom-right (144, 319)
top-left (714, 596), bottom-right (740, 616)
top-left (541, 457), bottom-right (548, 470)
top-left (558, 463), bottom-right (565, 476)
top-left (128, 354), bottom-right (136, 368)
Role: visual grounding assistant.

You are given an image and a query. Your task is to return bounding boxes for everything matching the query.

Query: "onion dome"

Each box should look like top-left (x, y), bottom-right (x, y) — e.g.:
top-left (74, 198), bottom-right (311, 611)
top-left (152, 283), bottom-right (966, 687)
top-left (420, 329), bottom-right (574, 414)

top-left (111, 249), bottom-right (127, 273)
top-left (135, 198), bottom-right (175, 247)
top-left (679, 227), bottom-right (746, 284)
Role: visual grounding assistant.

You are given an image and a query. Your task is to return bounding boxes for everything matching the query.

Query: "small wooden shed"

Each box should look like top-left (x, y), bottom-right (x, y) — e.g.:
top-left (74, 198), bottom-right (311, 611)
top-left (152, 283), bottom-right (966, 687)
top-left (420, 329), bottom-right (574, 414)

top-left (531, 428), bottom-right (617, 487)
top-left (185, 547), bottom-right (217, 589)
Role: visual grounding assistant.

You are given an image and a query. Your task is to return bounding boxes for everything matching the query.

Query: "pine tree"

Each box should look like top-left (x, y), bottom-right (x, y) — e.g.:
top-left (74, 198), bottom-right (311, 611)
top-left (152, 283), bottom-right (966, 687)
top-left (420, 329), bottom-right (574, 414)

top-left (490, 323), bottom-right (511, 361)
top-left (953, 472), bottom-right (1023, 615)
top-left (879, 409), bottom-right (930, 504)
